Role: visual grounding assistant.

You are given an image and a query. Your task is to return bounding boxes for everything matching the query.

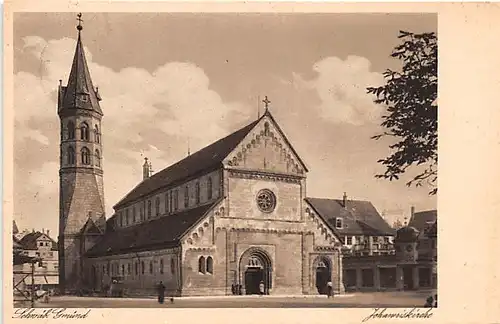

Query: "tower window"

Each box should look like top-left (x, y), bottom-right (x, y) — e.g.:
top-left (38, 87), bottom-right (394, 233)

top-left (67, 121), bottom-right (75, 140)
top-left (207, 177), bottom-right (213, 200)
top-left (95, 149), bottom-right (101, 167)
top-left (94, 125), bottom-right (100, 143)
top-left (195, 182), bottom-right (200, 204)
top-left (184, 186), bottom-right (189, 208)
top-left (80, 122), bottom-right (90, 141)
top-left (81, 147), bottom-right (91, 165)
top-left (67, 146), bottom-right (75, 165)
top-left (155, 197), bottom-right (160, 216)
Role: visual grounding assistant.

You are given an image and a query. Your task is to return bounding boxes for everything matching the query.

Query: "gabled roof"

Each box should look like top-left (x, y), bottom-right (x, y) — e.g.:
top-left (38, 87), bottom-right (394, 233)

top-left (80, 217), bottom-right (104, 235)
top-left (305, 197), bottom-right (395, 237)
top-left (408, 210), bottom-right (437, 233)
top-left (18, 232), bottom-right (58, 251)
top-left (262, 110), bottom-right (309, 172)
top-left (87, 200), bottom-right (220, 257)
top-left (13, 220), bottom-right (19, 234)
top-left (114, 119), bottom-right (260, 208)
top-left (59, 28), bottom-right (102, 115)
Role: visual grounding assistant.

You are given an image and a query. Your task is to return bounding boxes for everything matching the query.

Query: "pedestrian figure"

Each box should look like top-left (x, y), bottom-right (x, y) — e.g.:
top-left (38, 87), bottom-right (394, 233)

top-left (157, 281), bottom-right (166, 304)
top-left (326, 281), bottom-right (333, 298)
top-left (259, 281), bottom-right (265, 296)
top-left (238, 284), bottom-right (242, 295)
top-left (424, 295), bottom-right (434, 307)
top-left (434, 294), bottom-right (437, 308)
top-left (231, 283), bottom-right (236, 295)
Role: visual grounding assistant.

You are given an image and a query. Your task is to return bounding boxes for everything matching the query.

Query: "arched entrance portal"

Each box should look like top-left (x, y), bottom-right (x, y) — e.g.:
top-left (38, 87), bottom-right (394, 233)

top-left (239, 249), bottom-right (272, 295)
top-left (315, 257), bottom-right (331, 295)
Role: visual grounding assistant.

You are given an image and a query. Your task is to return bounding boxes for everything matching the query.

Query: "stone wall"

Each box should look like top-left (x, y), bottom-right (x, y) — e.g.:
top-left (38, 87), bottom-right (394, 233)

top-left (86, 247), bottom-right (181, 296)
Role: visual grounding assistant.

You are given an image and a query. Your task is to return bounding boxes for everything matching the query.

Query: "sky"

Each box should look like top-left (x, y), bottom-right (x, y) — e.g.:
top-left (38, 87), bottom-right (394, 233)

top-left (13, 12), bottom-right (437, 238)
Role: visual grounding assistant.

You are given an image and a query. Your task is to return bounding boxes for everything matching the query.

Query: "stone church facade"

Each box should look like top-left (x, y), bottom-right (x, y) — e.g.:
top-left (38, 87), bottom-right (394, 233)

top-left (58, 16), bottom-right (345, 296)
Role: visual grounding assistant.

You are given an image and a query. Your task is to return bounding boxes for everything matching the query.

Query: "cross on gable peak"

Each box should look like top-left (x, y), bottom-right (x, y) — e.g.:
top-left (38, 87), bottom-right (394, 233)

top-left (262, 96), bottom-right (271, 111)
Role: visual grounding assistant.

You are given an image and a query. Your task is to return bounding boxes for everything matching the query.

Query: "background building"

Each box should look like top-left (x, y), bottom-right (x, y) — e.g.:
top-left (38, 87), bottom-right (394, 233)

top-left (13, 221), bottom-right (59, 294)
top-left (342, 208), bottom-right (437, 291)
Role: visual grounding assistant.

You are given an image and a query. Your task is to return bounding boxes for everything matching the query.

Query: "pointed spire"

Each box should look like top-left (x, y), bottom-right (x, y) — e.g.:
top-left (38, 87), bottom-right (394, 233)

top-left (59, 13), bottom-right (102, 115)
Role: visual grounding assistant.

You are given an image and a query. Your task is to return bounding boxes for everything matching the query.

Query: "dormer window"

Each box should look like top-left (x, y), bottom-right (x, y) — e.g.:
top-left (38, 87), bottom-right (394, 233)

top-left (335, 218), bottom-right (343, 229)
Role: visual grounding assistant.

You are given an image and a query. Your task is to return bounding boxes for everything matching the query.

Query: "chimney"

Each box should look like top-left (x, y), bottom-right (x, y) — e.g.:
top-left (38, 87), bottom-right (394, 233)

top-left (343, 192), bottom-right (347, 208)
top-left (32, 228), bottom-right (35, 233)
top-left (143, 157), bottom-right (150, 180)
top-left (42, 228), bottom-right (45, 234)
top-left (410, 206), bottom-right (415, 223)
top-left (47, 229), bottom-right (50, 238)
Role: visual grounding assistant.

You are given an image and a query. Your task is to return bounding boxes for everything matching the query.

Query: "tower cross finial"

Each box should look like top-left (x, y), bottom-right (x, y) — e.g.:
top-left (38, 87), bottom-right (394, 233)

top-left (76, 13), bottom-right (83, 31)
top-left (262, 96), bottom-right (271, 111)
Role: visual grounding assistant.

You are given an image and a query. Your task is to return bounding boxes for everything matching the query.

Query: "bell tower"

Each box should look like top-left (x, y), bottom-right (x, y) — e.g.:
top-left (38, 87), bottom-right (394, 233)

top-left (58, 13), bottom-right (106, 294)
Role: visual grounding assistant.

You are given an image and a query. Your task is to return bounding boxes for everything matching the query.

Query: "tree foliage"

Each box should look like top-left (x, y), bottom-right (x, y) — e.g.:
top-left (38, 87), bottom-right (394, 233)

top-left (367, 31), bottom-right (437, 195)
top-left (392, 218), bottom-right (404, 230)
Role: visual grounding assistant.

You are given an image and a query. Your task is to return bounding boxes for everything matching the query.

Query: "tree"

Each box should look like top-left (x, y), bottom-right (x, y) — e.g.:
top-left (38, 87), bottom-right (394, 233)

top-left (367, 31), bottom-right (437, 195)
top-left (392, 218), bottom-right (404, 230)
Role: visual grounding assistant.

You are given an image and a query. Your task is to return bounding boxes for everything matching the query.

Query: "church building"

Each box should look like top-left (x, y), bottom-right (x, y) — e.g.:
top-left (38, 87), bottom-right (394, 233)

top-left (58, 14), bottom-right (357, 297)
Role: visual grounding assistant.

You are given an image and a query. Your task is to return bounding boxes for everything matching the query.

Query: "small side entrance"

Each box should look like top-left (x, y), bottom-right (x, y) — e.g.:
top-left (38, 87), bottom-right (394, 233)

top-left (315, 257), bottom-right (331, 294)
top-left (402, 266), bottom-right (414, 290)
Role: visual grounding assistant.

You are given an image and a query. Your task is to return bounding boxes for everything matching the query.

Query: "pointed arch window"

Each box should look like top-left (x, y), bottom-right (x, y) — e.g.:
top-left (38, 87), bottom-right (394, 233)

top-left (160, 259), bottom-right (164, 274)
top-left (174, 190), bottom-right (179, 211)
top-left (67, 146), bottom-right (75, 165)
top-left (147, 200), bottom-right (152, 218)
top-left (121, 264), bottom-right (125, 275)
top-left (94, 125), bottom-right (100, 143)
top-left (155, 197), bottom-right (160, 216)
top-left (81, 147), bottom-right (91, 165)
top-left (207, 177), bottom-right (213, 200)
top-left (206, 256), bottom-right (213, 274)
top-left (141, 261), bottom-right (145, 275)
top-left (149, 261), bottom-right (153, 274)
top-left (133, 206), bottom-right (137, 223)
top-left (95, 149), bottom-right (101, 167)
top-left (195, 182), bottom-right (201, 204)
top-left (67, 121), bottom-right (75, 140)
top-left (135, 262), bottom-right (139, 275)
top-left (164, 193), bottom-right (168, 214)
top-left (80, 122), bottom-right (90, 141)
top-left (198, 256), bottom-right (206, 274)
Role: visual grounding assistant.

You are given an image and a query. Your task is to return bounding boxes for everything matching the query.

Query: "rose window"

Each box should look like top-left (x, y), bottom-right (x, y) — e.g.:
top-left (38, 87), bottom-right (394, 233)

top-left (256, 189), bottom-right (276, 213)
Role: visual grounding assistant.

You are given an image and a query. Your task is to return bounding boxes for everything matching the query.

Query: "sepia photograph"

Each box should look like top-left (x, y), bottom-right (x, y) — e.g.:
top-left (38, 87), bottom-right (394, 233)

top-left (11, 11), bottom-right (438, 309)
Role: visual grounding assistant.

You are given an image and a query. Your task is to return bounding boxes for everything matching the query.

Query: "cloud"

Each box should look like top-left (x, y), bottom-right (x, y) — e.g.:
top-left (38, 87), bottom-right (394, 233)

top-left (14, 35), bottom-right (251, 232)
top-left (295, 56), bottom-right (385, 125)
